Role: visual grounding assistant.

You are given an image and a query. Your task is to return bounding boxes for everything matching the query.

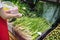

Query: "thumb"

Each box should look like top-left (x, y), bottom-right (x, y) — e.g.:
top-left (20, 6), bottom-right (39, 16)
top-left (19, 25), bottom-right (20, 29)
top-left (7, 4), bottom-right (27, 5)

top-left (5, 10), bottom-right (11, 13)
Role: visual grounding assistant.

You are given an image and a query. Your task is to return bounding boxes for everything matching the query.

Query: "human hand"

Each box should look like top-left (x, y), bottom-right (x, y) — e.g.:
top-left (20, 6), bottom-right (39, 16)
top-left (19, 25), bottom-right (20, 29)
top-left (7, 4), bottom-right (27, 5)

top-left (0, 3), bottom-right (22, 19)
top-left (5, 7), bottom-right (22, 18)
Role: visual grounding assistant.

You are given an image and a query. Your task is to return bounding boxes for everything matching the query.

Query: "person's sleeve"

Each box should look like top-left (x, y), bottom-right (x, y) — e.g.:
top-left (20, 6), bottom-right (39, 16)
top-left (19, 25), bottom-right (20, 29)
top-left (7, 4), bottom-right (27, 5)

top-left (0, 3), bottom-right (3, 9)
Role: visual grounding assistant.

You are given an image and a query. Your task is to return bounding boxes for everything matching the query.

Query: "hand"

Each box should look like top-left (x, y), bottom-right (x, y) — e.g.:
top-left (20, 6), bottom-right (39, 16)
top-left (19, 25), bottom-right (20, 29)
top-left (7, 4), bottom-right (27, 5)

top-left (10, 7), bottom-right (22, 18)
top-left (0, 7), bottom-right (22, 19)
top-left (5, 7), bottom-right (22, 18)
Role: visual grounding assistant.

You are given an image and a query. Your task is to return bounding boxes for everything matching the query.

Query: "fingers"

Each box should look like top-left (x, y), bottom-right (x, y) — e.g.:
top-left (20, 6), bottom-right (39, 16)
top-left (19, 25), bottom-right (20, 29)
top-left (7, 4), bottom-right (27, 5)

top-left (10, 7), bottom-right (18, 12)
top-left (16, 13), bottom-right (22, 18)
top-left (10, 7), bottom-right (18, 14)
top-left (4, 7), bottom-right (22, 18)
top-left (5, 7), bottom-right (18, 14)
top-left (5, 10), bottom-right (11, 13)
top-left (18, 13), bottom-right (22, 17)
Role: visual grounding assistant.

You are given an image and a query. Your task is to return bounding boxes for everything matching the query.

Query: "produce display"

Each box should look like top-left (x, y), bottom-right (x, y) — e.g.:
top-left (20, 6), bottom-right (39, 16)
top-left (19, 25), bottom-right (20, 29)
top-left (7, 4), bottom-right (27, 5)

top-left (3, 0), bottom-right (60, 40)
top-left (44, 24), bottom-right (60, 40)
top-left (13, 17), bottom-right (50, 40)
